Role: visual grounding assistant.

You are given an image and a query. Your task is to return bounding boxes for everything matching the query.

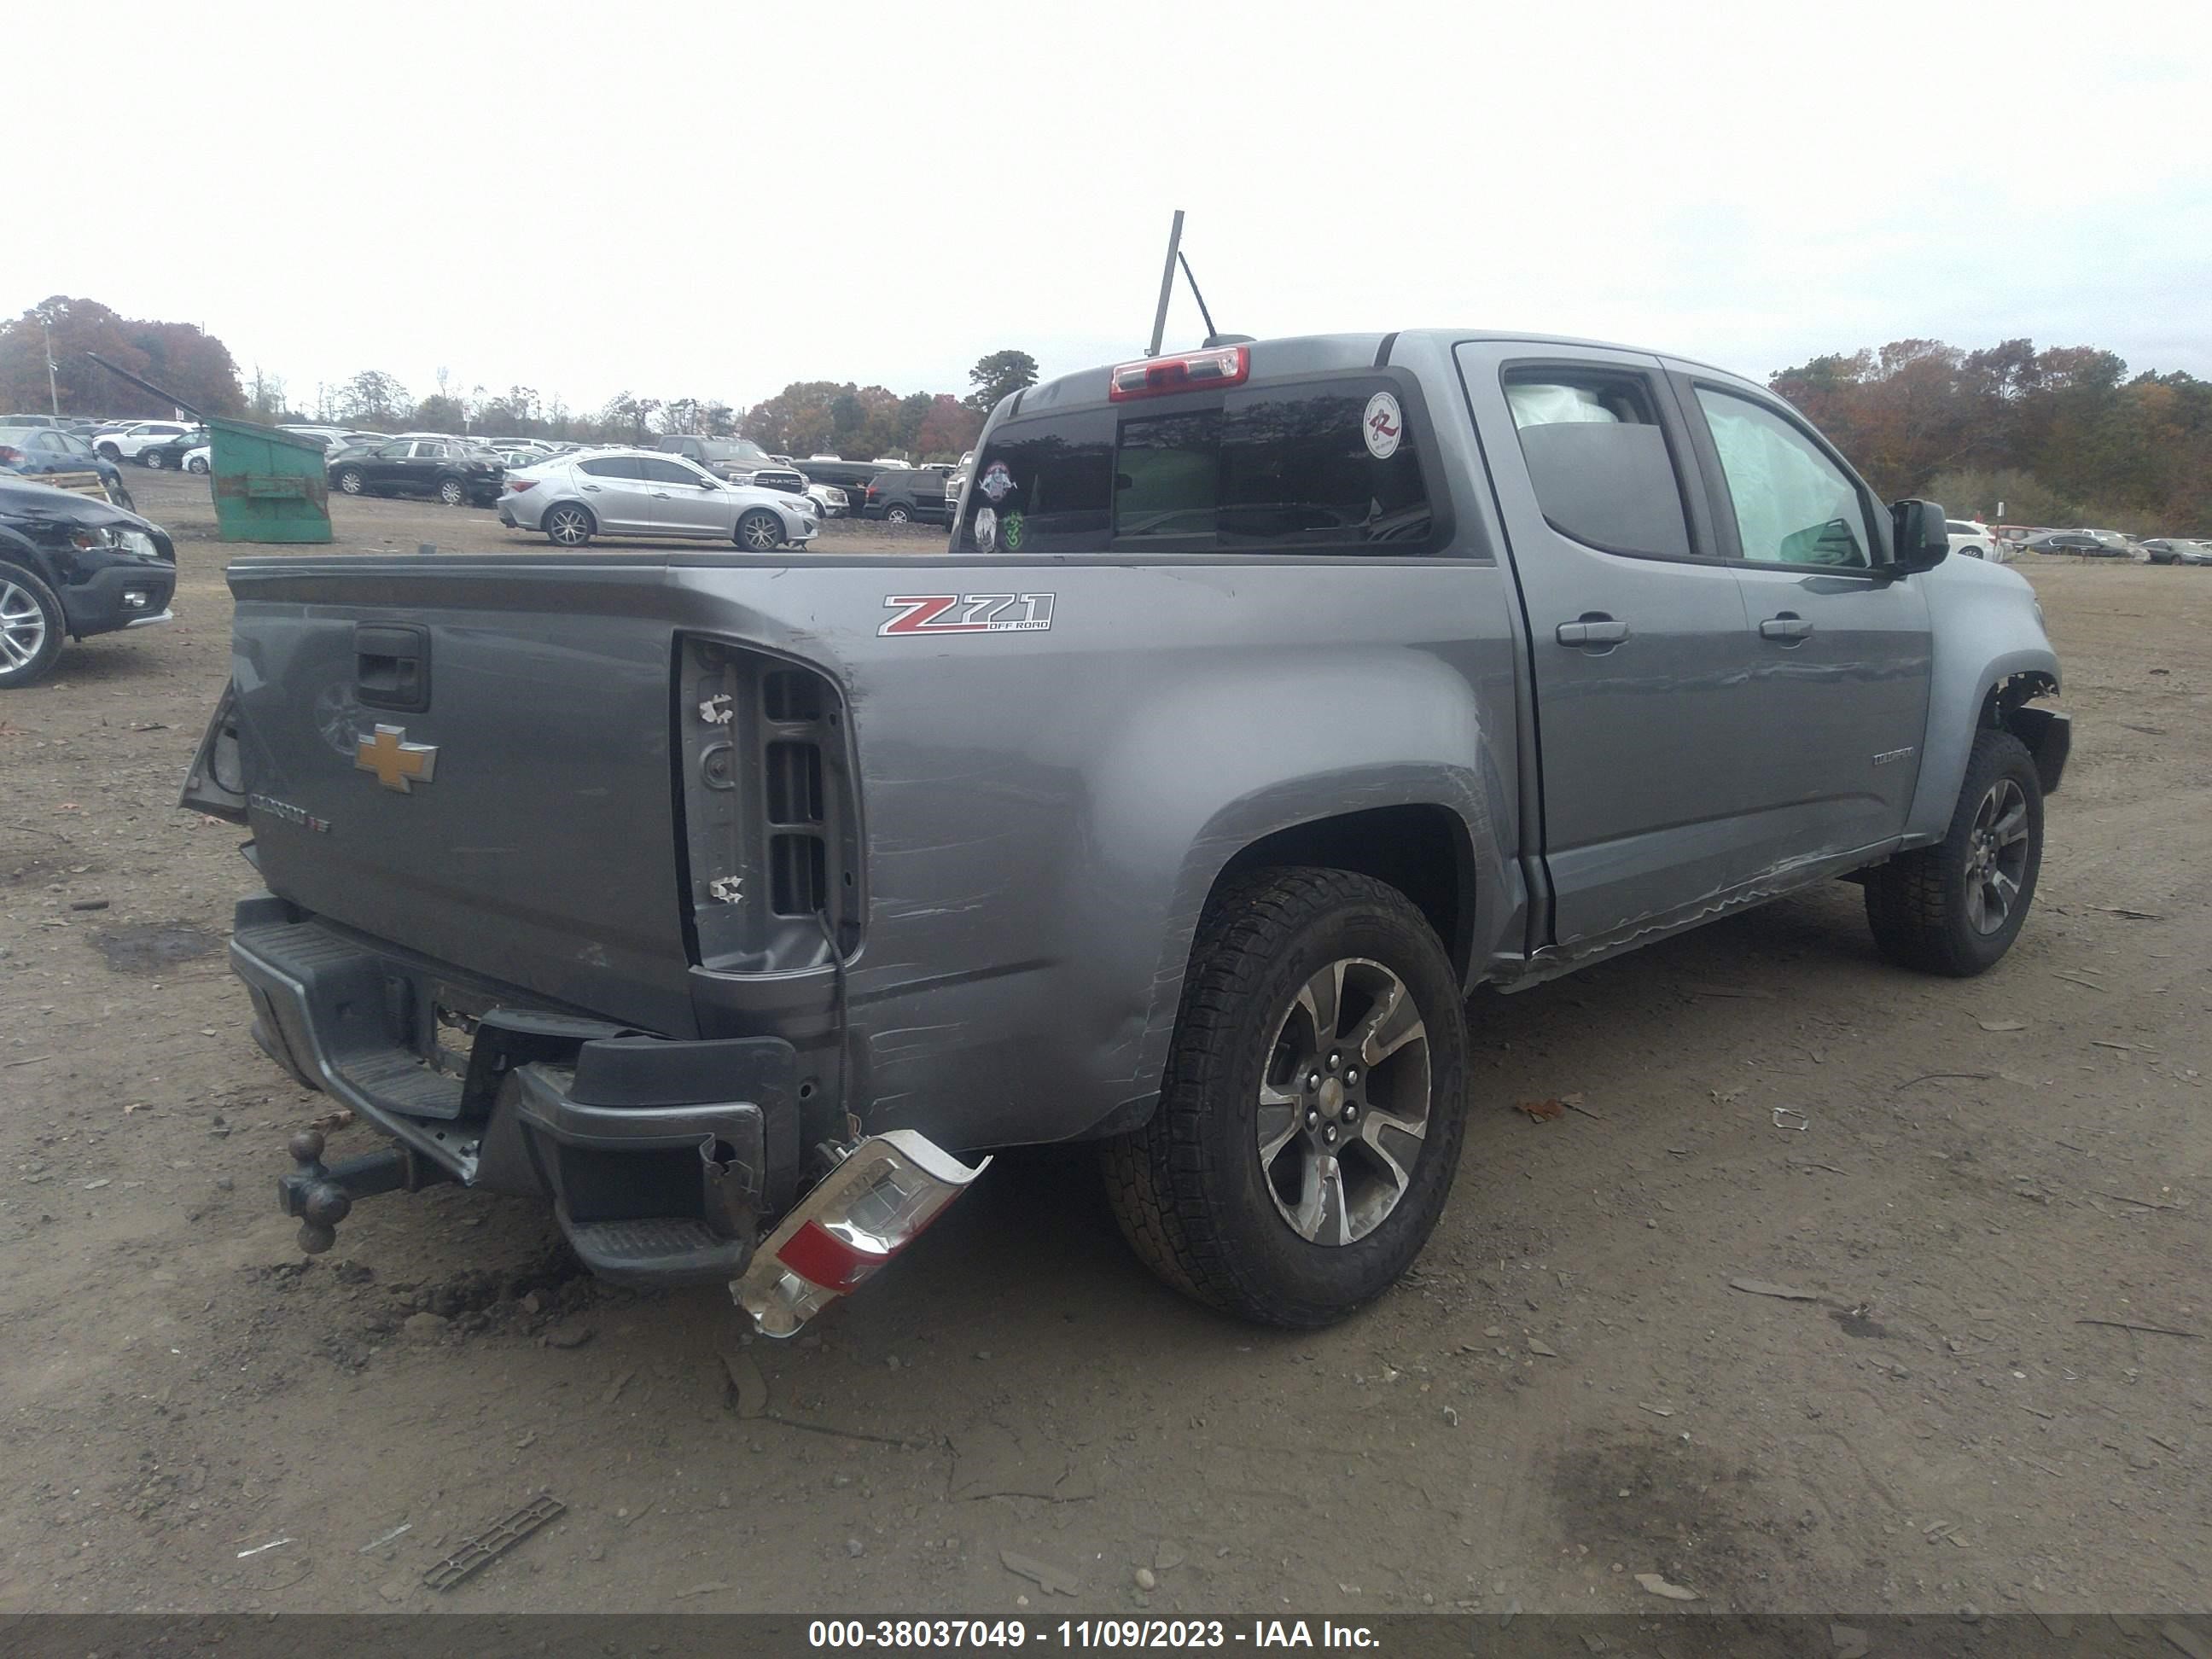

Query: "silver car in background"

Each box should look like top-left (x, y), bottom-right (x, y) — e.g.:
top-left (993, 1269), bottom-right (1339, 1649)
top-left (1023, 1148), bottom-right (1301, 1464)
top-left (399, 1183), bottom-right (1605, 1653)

top-left (498, 447), bottom-right (818, 550)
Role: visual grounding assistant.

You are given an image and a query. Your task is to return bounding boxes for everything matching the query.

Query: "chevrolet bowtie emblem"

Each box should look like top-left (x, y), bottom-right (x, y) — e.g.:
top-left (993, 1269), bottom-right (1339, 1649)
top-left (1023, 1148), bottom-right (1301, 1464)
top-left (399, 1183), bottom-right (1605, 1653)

top-left (356, 724), bottom-right (439, 792)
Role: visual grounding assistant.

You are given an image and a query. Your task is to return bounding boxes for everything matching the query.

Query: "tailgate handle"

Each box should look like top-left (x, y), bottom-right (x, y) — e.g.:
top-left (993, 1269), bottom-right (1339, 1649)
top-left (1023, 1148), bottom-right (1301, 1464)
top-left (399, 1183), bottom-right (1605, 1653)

top-left (356, 623), bottom-right (431, 713)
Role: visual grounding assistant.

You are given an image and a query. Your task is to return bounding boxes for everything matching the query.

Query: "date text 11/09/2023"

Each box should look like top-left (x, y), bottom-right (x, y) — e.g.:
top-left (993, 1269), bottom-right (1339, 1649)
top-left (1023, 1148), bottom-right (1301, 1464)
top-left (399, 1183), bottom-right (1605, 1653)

top-left (806, 1621), bottom-right (1380, 1650)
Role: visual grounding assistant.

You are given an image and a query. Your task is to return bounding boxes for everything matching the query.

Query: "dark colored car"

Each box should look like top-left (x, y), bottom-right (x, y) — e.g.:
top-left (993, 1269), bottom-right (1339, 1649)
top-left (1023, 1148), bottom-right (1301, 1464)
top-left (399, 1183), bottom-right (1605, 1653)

top-left (2023, 532), bottom-right (2125, 557)
top-left (792, 458), bottom-right (887, 498)
top-left (859, 468), bottom-right (952, 525)
top-left (0, 423), bottom-right (135, 509)
top-left (329, 435), bottom-right (504, 506)
top-left (2140, 538), bottom-right (2209, 566)
top-left (140, 427), bottom-right (211, 470)
top-left (0, 477), bottom-right (176, 688)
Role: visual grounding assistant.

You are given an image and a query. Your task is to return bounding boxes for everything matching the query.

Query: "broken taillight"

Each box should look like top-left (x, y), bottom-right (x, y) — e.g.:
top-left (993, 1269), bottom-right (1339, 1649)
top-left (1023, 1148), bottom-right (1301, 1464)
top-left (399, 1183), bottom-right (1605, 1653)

top-left (734, 1130), bottom-right (990, 1337)
top-left (1107, 343), bottom-right (1249, 401)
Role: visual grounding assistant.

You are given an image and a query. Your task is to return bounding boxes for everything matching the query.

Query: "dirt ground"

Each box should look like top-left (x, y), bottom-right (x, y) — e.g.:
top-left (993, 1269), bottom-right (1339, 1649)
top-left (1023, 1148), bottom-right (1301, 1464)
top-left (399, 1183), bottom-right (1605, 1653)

top-left (1, 467), bottom-right (2205, 1619)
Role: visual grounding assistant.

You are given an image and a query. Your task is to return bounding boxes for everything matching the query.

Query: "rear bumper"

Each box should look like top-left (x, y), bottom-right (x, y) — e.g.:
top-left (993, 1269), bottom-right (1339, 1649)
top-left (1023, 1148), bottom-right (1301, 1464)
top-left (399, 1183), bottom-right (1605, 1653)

top-left (229, 894), bottom-right (798, 1284)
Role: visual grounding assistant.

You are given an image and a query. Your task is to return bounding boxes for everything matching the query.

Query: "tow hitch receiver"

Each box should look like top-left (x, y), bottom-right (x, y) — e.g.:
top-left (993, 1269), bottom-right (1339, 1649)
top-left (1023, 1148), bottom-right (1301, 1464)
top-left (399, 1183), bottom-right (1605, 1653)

top-left (278, 1128), bottom-right (451, 1254)
top-left (734, 1130), bottom-right (989, 1337)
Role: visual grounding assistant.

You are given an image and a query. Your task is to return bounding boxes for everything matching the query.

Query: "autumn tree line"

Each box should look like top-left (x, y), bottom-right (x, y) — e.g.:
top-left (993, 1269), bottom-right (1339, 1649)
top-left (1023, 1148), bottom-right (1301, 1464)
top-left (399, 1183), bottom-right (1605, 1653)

top-left (9, 296), bottom-right (2200, 531)
top-left (1, 297), bottom-right (1039, 463)
top-left (1772, 340), bottom-right (2211, 537)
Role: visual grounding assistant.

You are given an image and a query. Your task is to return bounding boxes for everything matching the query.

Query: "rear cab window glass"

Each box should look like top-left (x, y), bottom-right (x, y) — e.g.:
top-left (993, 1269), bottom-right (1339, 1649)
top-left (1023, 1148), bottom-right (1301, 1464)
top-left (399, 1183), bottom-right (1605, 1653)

top-left (1502, 370), bottom-right (1692, 559)
top-left (1693, 387), bottom-right (1871, 569)
top-left (959, 376), bottom-right (1434, 555)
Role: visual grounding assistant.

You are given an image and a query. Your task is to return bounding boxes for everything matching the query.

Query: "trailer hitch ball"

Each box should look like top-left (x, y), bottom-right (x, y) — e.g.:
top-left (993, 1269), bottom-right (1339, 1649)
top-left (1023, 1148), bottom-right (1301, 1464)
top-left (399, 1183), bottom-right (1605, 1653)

top-left (285, 1128), bottom-right (353, 1254)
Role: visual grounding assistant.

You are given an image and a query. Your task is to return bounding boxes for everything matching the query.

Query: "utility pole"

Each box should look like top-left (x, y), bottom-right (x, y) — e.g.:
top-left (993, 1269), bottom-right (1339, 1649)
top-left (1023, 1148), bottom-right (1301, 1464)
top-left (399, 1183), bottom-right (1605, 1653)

top-left (1146, 210), bottom-right (1185, 358)
top-left (44, 319), bottom-right (60, 416)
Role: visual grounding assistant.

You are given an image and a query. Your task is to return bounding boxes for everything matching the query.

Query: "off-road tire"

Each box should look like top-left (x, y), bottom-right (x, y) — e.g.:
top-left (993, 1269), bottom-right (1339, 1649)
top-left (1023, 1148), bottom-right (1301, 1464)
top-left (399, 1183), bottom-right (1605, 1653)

top-left (0, 561), bottom-right (67, 690)
top-left (1866, 728), bottom-right (2043, 976)
top-left (1100, 866), bottom-right (1470, 1327)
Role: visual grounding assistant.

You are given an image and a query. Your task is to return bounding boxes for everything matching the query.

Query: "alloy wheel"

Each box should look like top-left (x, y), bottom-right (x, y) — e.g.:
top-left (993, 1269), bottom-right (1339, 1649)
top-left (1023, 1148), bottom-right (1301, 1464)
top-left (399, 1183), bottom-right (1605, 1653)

top-left (547, 506), bottom-right (590, 547)
top-left (439, 479), bottom-right (464, 505)
top-left (739, 512), bottom-right (782, 551)
top-left (1256, 957), bottom-right (1432, 1246)
top-left (1, 579), bottom-right (49, 672)
top-left (1963, 777), bottom-right (2031, 934)
top-left (339, 470), bottom-right (364, 495)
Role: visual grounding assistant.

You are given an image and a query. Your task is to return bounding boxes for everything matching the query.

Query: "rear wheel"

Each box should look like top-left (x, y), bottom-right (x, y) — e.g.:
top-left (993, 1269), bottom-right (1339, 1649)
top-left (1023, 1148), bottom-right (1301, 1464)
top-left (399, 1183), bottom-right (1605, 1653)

top-left (1101, 867), bottom-right (1469, 1327)
top-left (544, 503), bottom-right (594, 547)
top-left (141, 450), bottom-right (164, 469)
top-left (883, 503), bottom-right (911, 525)
top-left (1866, 729), bottom-right (2043, 976)
top-left (736, 509), bottom-right (783, 551)
top-left (436, 476), bottom-right (466, 506)
top-left (96, 442), bottom-right (119, 462)
top-left (336, 467), bottom-right (365, 495)
top-left (0, 562), bottom-right (67, 690)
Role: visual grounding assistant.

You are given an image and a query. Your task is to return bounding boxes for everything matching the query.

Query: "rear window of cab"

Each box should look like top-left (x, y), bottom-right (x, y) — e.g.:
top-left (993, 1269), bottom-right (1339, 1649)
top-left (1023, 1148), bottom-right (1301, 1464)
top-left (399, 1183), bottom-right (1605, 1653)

top-left (956, 375), bottom-right (1435, 556)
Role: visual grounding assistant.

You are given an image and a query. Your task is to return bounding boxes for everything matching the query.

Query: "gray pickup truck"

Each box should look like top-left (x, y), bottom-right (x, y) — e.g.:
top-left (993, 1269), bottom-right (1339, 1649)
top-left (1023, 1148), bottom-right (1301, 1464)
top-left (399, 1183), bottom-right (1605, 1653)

top-left (181, 329), bottom-right (2068, 1334)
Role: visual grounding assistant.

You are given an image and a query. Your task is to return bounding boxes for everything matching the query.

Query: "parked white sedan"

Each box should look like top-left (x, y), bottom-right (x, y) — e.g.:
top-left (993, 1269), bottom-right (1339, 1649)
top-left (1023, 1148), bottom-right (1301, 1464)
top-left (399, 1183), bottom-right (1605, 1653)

top-left (498, 447), bottom-right (818, 550)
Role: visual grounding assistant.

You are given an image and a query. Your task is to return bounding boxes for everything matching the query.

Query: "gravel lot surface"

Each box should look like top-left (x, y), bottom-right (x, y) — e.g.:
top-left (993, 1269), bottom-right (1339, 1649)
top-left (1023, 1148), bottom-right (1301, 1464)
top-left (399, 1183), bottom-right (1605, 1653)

top-left (2, 468), bottom-right (2205, 1617)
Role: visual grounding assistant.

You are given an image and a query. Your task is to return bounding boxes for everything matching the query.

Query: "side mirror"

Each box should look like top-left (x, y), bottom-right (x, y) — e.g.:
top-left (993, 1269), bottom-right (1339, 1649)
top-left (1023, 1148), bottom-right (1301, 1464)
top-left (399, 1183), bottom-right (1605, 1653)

top-left (1889, 499), bottom-right (1949, 574)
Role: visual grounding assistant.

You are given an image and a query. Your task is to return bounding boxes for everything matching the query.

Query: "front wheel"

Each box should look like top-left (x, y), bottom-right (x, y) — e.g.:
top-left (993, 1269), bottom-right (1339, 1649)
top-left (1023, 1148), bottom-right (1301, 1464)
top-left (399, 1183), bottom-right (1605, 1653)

top-left (336, 468), bottom-right (365, 495)
top-left (1865, 729), bottom-right (2044, 976)
top-left (0, 562), bottom-right (67, 690)
top-left (187, 456), bottom-right (208, 474)
top-left (1101, 867), bottom-right (1470, 1328)
top-left (735, 509), bottom-right (783, 551)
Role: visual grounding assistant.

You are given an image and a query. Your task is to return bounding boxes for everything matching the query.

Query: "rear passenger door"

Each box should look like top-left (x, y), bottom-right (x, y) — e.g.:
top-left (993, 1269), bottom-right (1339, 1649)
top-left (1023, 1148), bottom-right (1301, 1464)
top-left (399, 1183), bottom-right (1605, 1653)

top-left (1457, 342), bottom-right (1774, 951)
top-left (1673, 374), bottom-right (1931, 861)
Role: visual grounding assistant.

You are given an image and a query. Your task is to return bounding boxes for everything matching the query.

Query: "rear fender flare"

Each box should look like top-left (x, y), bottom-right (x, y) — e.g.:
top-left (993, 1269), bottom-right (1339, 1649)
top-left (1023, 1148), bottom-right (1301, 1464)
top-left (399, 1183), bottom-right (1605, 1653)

top-left (1075, 654), bottom-right (1514, 1129)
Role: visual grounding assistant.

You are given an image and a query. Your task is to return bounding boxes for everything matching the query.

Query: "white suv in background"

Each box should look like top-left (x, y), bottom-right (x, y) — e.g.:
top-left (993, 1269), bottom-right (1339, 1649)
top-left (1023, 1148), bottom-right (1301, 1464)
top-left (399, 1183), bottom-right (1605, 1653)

top-left (1945, 519), bottom-right (1996, 560)
top-left (96, 421), bottom-right (195, 463)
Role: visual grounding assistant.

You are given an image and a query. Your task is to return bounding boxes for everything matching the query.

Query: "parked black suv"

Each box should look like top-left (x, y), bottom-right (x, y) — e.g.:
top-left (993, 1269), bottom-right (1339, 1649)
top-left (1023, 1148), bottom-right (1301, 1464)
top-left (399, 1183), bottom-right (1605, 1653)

top-left (329, 435), bottom-right (504, 507)
top-left (0, 477), bottom-right (176, 687)
top-left (859, 469), bottom-right (952, 525)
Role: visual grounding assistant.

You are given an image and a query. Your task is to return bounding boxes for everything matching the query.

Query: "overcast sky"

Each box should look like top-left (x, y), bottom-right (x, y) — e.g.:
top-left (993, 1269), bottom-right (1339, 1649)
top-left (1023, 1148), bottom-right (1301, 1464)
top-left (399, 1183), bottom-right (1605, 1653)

top-left (10, 0), bottom-right (2207, 415)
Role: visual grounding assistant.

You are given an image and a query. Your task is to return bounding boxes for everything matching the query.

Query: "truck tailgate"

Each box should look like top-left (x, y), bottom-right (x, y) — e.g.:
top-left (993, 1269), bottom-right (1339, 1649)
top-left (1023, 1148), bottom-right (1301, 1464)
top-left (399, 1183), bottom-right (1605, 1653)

top-left (228, 557), bottom-right (698, 1035)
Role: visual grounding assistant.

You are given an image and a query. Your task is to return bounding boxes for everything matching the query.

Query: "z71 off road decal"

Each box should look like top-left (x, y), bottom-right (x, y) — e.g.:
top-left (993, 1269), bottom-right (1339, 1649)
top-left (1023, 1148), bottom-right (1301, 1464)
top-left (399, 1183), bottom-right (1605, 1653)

top-left (878, 593), bottom-right (1056, 637)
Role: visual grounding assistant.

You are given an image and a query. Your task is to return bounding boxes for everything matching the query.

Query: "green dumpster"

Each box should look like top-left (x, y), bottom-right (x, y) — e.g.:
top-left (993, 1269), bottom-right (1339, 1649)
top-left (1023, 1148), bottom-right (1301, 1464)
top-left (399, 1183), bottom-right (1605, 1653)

top-left (207, 418), bottom-right (331, 543)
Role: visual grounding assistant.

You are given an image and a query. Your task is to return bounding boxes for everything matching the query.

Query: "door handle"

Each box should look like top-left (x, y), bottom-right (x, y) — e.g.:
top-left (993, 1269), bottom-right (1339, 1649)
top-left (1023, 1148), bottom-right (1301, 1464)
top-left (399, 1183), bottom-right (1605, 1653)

top-left (1759, 614), bottom-right (1814, 642)
top-left (650, 491), bottom-right (671, 498)
top-left (1555, 614), bottom-right (1629, 647)
top-left (581, 484), bottom-right (602, 492)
